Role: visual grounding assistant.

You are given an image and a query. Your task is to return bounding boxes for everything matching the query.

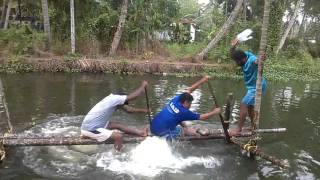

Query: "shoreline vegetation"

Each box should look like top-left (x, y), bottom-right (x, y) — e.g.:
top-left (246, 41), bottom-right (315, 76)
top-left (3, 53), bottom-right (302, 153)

top-left (0, 0), bottom-right (319, 82)
top-left (0, 54), bottom-right (319, 82)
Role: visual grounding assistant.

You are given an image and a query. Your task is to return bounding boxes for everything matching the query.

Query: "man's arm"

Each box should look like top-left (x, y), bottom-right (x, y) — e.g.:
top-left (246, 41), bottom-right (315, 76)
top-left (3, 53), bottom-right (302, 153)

top-left (122, 105), bottom-right (148, 113)
top-left (230, 38), bottom-right (239, 57)
top-left (126, 81), bottom-right (148, 101)
top-left (199, 107), bottom-right (221, 120)
top-left (185, 76), bottom-right (210, 94)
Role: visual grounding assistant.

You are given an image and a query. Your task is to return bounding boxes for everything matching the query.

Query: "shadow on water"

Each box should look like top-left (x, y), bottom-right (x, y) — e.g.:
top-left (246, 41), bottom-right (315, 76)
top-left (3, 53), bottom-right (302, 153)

top-left (0, 73), bottom-right (319, 179)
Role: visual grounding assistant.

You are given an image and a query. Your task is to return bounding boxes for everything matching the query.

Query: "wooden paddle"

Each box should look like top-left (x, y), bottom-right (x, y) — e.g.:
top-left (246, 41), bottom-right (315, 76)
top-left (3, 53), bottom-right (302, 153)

top-left (207, 81), bottom-right (231, 143)
top-left (144, 87), bottom-right (152, 126)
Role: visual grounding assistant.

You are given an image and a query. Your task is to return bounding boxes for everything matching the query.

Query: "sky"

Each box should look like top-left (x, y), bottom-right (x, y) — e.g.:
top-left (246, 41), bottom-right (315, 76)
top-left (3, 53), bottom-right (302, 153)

top-left (198, 0), bottom-right (209, 5)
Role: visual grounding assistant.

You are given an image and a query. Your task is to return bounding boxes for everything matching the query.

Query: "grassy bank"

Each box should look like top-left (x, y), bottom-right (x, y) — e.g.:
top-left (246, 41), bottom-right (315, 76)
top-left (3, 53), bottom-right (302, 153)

top-left (0, 55), bottom-right (319, 82)
top-left (165, 43), bottom-right (320, 82)
top-left (0, 29), bottom-right (319, 82)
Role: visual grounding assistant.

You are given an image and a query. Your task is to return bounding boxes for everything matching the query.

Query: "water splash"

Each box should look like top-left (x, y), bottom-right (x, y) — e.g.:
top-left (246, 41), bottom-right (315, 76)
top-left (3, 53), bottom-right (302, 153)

top-left (21, 116), bottom-right (220, 178)
top-left (97, 136), bottom-right (220, 177)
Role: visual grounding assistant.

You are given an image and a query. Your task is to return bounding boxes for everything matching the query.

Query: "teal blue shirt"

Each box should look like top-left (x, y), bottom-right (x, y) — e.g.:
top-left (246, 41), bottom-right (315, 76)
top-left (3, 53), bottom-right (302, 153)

top-left (242, 51), bottom-right (266, 90)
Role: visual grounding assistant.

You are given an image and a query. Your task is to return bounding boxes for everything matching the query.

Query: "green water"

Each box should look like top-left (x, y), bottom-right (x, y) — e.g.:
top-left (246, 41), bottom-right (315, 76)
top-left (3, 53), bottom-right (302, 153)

top-left (0, 73), bottom-right (319, 180)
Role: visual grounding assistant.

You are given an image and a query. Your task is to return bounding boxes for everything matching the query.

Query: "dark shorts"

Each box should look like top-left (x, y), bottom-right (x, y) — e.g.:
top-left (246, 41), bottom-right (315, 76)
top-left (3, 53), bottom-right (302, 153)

top-left (156, 126), bottom-right (183, 140)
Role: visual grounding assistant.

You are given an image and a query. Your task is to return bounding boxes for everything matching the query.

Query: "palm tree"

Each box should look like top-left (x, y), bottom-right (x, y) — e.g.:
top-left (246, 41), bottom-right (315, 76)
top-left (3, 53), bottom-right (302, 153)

top-left (109, 0), bottom-right (128, 56)
top-left (0, 0), bottom-right (7, 27)
top-left (41, 0), bottom-right (51, 50)
top-left (195, 0), bottom-right (244, 62)
top-left (70, 0), bottom-right (75, 53)
top-left (276, 0), bottom-right (302, 54)
top-left (253, 0), bottom-right (271, 134)
top-left (3, 0), bottom-right (11, 30)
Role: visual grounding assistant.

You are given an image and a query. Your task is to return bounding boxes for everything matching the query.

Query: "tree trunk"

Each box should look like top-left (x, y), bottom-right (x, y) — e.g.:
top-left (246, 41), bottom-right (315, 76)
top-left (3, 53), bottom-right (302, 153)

top-left (252, 0), bottom-right (270, 141)
top-left (276, 0), bottom-right (302, 54)
top-left (109, 0), bottom-right (128, 56)
top-left (195, 0), bottom-right (243, 61)
top-left (41, 0), bottom-right (51, 50)
top-left (0, 0), bottom-right (6, 27)
top-left (298, 12), bottom-right (306, 38)
top-left (3, 0), bottom-right (11, 30)
top-left (243, 0), bottom-right (246, 21)
top-left (70, 0), bottom-right (75, 53)
top-left (18, 0), bottom-right (21, 25)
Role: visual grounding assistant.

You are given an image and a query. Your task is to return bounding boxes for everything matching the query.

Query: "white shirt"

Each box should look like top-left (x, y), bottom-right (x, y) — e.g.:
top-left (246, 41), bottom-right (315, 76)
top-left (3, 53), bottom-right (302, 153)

top-left (81, 94), bottom-right (127, 131)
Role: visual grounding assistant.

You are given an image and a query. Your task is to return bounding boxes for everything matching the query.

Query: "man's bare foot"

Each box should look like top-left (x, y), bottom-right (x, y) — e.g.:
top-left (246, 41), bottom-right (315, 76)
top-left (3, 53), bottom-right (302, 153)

top-left (196, 128), bottom-right (210, 136)
top-left (114, 142), bottom-right (123, 151)
top-left (184, 127), bottom-right (201, 137)
top-left (140, 127), bottom-right (149, 137)
top-left (112, 132), bottom-right (123, 151)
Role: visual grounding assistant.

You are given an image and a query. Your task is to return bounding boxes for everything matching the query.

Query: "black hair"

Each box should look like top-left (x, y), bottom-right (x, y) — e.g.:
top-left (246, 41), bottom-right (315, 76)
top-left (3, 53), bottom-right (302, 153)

top-left (231, 49), bottom-right (247, 66)
top-left (179, 92), bottom-right (193, 103)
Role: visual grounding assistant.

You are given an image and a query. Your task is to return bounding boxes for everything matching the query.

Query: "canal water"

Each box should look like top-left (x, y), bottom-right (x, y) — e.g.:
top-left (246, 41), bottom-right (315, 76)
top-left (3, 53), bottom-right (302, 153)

top-left (0, 73), bottom-right (319, 180)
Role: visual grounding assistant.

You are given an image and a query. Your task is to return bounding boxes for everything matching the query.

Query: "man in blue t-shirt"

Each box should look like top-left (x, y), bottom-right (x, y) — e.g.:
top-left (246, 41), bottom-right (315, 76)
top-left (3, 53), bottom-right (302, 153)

top-left (151, 76), bottom-right (221, 139)
top-left (229, 38), bottom-right (267, 135)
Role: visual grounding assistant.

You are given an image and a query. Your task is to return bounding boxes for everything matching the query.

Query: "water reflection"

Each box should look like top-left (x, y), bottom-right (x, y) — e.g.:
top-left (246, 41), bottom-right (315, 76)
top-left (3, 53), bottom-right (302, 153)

top-left (0, 74), bottom-right (319, 179)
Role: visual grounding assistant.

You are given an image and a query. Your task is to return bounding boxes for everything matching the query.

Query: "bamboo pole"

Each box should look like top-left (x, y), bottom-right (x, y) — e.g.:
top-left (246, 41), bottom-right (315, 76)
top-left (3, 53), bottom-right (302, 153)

top-left (231, 138), bottom-right (289, 168)
top-left (224, 93), bottom-right (234, 128)
top-left (0, 128), bottom-right (286, 147)
top-left (207, 81), bottom-right (231, 142)
top-left (199, 128), bottom-right (286, 135)
top-left (144, 87), bottom-right (152, 126)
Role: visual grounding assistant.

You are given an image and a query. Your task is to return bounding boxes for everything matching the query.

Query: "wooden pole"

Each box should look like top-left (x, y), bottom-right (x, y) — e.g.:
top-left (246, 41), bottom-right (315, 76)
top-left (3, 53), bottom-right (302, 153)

top-left (207, 81), bottom-right (231, 143)
top-left (231, 138), bottom-right (289, 169)
top-left (224, 93), bottom-right (234, 128)
top-left (144, 87), bottom-right (152, 126)
top-left (200, 128), bottom-right (286, 135)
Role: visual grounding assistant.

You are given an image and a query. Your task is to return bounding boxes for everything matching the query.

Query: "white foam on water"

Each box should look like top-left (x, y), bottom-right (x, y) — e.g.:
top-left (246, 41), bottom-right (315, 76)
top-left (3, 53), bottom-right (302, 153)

top-left (96, 136), bottom-right (221, 177)
top-left (22, 116), bottom-right (221, 178)
top-left (22, 116), bottom-right (97, 178)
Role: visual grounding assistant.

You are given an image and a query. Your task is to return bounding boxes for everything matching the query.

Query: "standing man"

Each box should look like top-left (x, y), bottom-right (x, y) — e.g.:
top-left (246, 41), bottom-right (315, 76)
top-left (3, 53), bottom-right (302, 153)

top-left (81, 81), bottom-right (149, 151)
top-left (150, 76), bottom-right (221, 139)
top-left (229, 38), bottom-right (267, 135)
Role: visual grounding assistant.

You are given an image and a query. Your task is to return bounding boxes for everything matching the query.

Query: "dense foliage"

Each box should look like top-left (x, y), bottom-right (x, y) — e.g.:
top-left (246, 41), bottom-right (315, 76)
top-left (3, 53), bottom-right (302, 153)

top-left (0, 0), bottom-right (319, 81)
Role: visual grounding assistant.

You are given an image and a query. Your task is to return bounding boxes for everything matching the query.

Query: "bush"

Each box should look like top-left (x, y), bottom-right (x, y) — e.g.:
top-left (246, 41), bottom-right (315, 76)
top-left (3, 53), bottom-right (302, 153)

top-left (281, 38), bottom-right (307, 59)
top-left (0, 26), bottom-right (44, 55)
top-left (265, 53), bottom-right (320, 81)
top-left (164, 42), bottom-right (206, 59)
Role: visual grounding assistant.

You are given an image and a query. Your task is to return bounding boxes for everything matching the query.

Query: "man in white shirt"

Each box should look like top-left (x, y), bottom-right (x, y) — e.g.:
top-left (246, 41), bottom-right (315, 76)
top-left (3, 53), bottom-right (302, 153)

top-left (81, 81), bottom-right (149, 151)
